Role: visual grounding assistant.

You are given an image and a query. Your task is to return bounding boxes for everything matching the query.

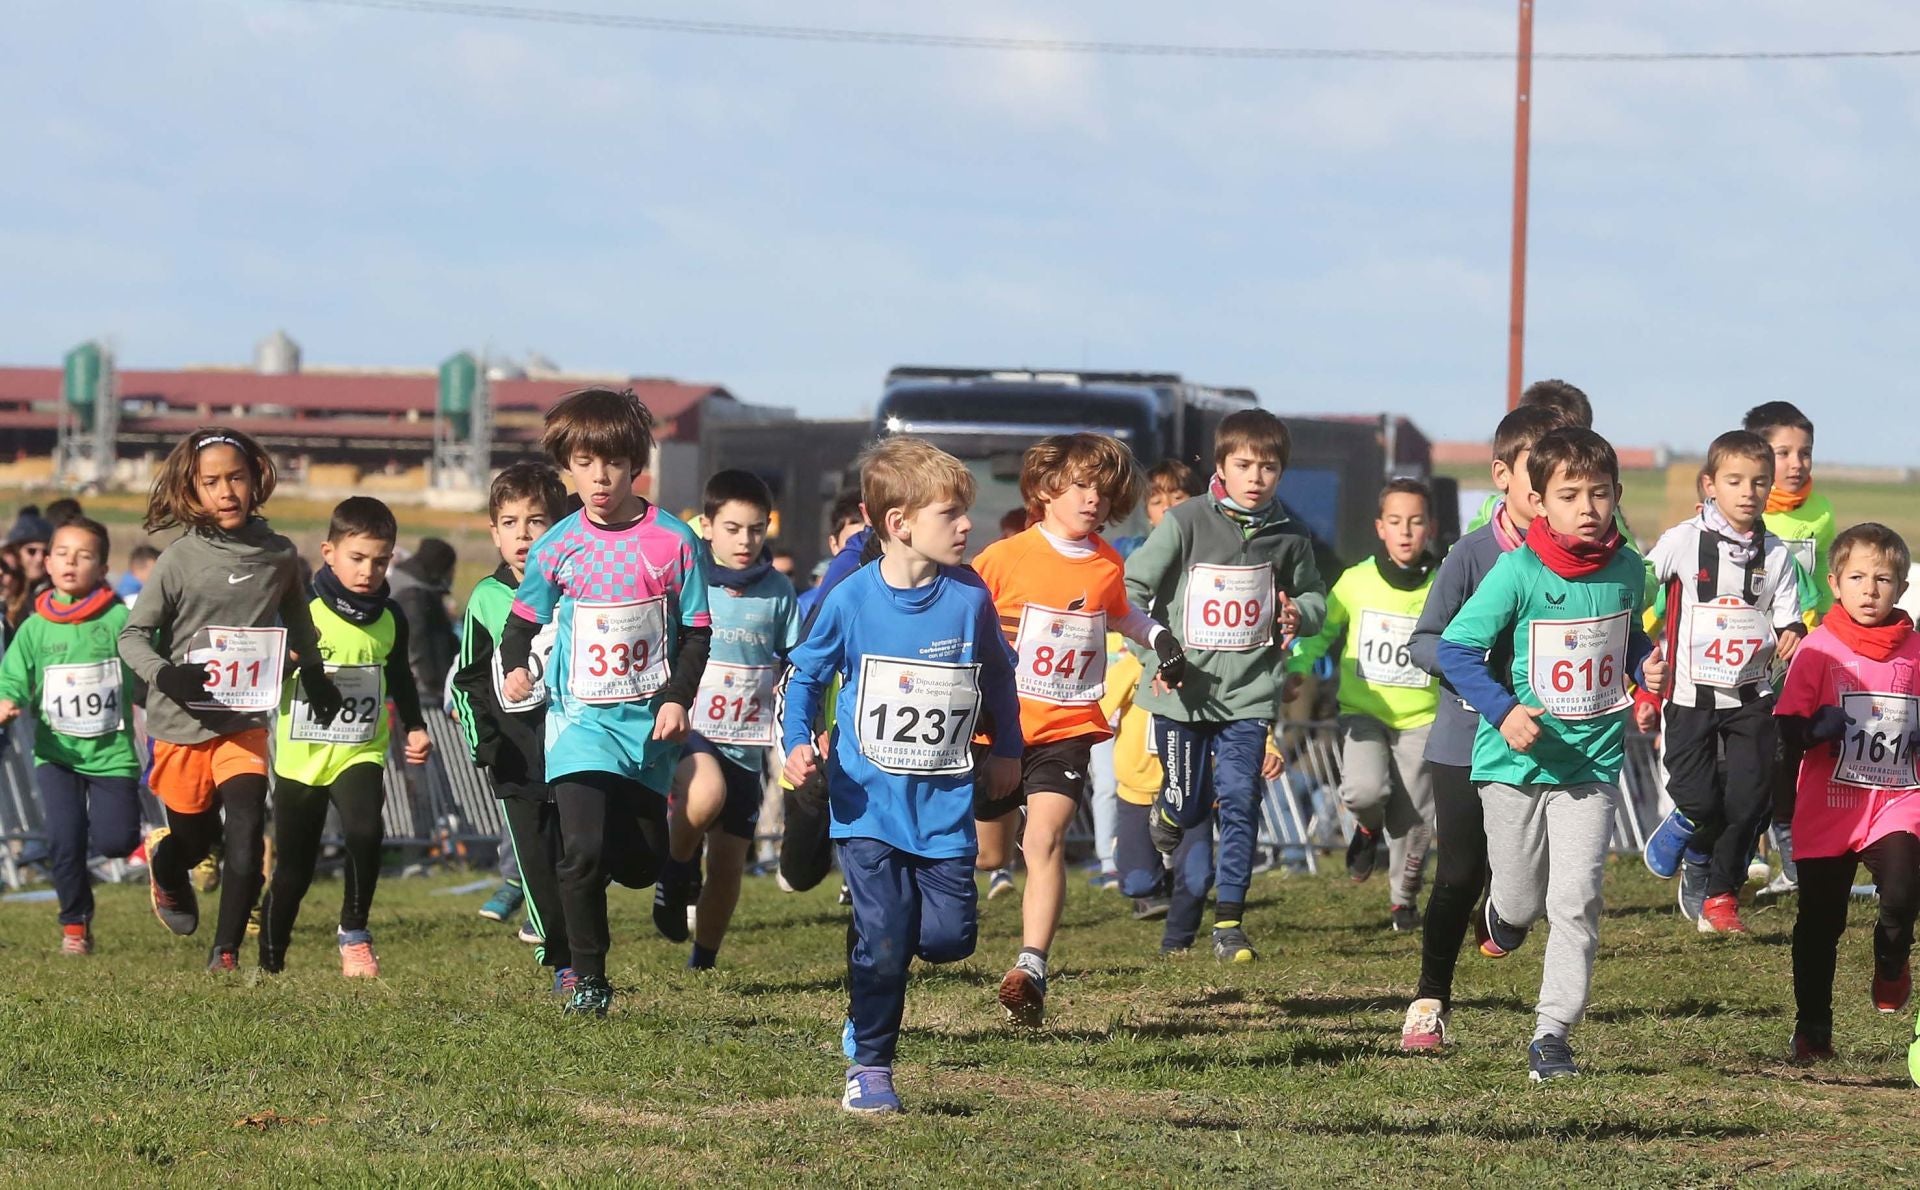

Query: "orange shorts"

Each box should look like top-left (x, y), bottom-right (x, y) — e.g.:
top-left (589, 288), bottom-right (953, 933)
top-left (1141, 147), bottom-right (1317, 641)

top-left (149, 729), bottom-right (270, 815)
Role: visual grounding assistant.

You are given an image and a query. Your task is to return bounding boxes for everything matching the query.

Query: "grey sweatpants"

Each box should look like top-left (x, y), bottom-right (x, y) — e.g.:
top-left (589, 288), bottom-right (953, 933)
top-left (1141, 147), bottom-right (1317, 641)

top-left (1337, 716), bottom-right (1436, 908)
top-left (1480, 781), bottom-right (1615, 1041)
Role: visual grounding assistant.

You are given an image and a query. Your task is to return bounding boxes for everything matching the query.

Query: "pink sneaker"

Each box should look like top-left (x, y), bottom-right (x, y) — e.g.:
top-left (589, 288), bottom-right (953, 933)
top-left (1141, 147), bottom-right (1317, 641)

top-left (60, 924), bottom-right (94, 956)
top-left (1400, 997), bottom-right (1449, 1052)
top-left (339, 932), bottom-right (380, 979)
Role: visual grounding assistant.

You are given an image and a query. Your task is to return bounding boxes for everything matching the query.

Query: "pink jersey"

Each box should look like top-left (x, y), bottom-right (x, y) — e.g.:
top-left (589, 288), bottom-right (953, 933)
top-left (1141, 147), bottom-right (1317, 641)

top-left (1775, 623), bottom-right (1920, 860)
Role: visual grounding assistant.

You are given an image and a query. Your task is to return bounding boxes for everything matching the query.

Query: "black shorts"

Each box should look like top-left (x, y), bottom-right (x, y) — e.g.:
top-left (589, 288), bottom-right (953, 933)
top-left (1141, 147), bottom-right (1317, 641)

top-left (972, 738), bottom-right (1095, 821)
top-left (684, 733), bottom-right (766, 841)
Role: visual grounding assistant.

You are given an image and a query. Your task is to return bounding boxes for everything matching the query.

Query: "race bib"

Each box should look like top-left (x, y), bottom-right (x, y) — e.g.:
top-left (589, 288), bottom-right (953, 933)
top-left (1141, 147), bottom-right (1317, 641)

top-left (40, 659), bottom-right (123, 738)
top-left (1183, 564), bottom-right (1274, 651)
top-left (1687, 599), bottom-right (1774, 689)
top-left (1355, 609), bottom-right (1426, 689)
top-left (1785, 538), bottom-right (1819, 585)
top-left (1833, 692), bottom-right (1920, 789)
top-left (1527, 613), bottom-right (1631, 721)
top-left (854, 656), bottom-right (981, 775)
top-left (568, 598), bottom-right (669, 704)
top-left (693, 662), bottom-right (777, 748)
top-left (1012, 605), bottom-right (1106, 705)
top-left (493, 620), bottom-right (557, 713)
top-left (186, 625), bottom-right (286, 713)
top-left (288, 664), bottom-right (383, 745)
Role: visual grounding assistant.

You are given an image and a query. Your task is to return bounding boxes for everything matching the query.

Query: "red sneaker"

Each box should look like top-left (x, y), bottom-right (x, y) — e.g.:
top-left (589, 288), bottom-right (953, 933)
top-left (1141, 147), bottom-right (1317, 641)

top-left (1789, 1031), bottom-right (1835, 1063)
top-left (1697, 893), bottom-right (1747, 935)
top-left (1873, 962), bottom-right (1912, 1014)
top-left (60, 924), bottom-right (94, 956)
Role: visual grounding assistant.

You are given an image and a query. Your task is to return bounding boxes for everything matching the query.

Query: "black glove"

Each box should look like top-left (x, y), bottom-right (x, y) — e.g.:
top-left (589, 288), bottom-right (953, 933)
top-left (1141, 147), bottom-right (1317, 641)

top-left (1808, 704), bottom-right (1852, 743)
top-left (1152, 631), bottom-right (1189, 690)
top-left (301, 665), bottom-right (344, 729)
top-left (153, 662), bottom-right (211, 707)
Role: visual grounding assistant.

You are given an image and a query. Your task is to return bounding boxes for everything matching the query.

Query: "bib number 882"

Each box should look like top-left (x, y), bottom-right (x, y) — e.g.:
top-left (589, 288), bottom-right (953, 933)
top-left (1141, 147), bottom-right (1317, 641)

top-left (1200, 599), bottom-right (1262, 629)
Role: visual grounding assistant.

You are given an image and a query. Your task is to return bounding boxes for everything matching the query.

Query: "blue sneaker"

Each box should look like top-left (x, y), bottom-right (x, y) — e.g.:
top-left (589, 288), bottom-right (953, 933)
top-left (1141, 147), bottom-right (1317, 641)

top-left (1677, 850), bottom-right (1710, 923)
top-left (479, 881), bottom-right (524, 923)
top-left (552, 966), bottom-right (577, 996)
top-left (986, 869), bottom-right (1016, 901)
top-left (1087, 868), bottom-right (1121, 892)
top-left (840, 1017), bottom-right (856, 1061)
top-left (1478, 898), bottom-right (1529, 958)
top-left (1527, 1033), bottom-right (1580, 1082)
top-left (1643, 810), bottom-right (1698, 879)
top-left (842, 1065), bottom-right (901, 1115)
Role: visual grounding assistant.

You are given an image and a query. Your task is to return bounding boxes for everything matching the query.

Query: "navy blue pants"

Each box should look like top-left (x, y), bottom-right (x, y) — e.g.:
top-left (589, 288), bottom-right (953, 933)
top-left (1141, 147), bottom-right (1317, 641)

top-left (839, 837), bottom-right (977, 1068)
top-left (35, 764), bottom-right (141, 925)
top-left (1151, 717), bottom-right (1268, 909)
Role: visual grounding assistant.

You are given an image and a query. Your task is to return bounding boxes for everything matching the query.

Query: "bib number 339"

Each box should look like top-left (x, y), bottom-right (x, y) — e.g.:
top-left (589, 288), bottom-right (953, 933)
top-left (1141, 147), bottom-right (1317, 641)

top-left (569, 598), bottom-right (669, 704)
top-left (855, 656), bottom-right (981, 775)
top-left (1528, 613), bottom-right (1631, 721)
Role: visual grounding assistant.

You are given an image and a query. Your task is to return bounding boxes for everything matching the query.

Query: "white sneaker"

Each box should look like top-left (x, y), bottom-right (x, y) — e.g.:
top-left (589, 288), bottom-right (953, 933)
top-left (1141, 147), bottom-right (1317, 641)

top-left (1400, 997), bottom-right (1449, 1051)
top-left (1747, 857), bottom-right (1772, 885)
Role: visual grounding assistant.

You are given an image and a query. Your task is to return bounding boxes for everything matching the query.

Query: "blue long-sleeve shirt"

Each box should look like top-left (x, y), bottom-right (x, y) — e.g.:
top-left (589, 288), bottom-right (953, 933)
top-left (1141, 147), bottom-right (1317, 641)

top-left (781, 562), bottom-right (1022, 859)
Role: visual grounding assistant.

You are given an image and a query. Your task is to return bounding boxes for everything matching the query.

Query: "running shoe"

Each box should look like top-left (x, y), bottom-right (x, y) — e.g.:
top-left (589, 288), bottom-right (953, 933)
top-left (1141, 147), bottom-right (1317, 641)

top-left (842, 1065), bottom-right (901, 1115)
top-left (1757, 869), bottom-right (1799, 900)
top-left (145, 829), bottom-right (199, 937)
top-left (1643, 809), bottom-right (1698, 879)
top-left (1400, 997), bottom-right (1450, 1052)
top-left (652, 870), bottom-right (695, 943)
top-left (338, 928), bottom-right (380, 979)
top-left (1389, 904), bottom-right (1421, 933)
top-left (1527, 1034), bottom-right (1579, 1082)
top-left (1790, 1030), bottom-right (1835, 1064)
top-left (998, 966), bottom-right (1047, 1028)
top-left (1874, 962), bottom-right (1912, 1014)
top-left (986, 869), bottom-right (1016, 901)
top-left (60, 923), bottom-right (94, 956)
top-left (207, 947), bottom-right (239, 974)
top-left (517, 919), bottom-right (542, 945)
top-left (1346, 825), bottom-right (1381, 882)
top-left (1131, 895), bottom-right (1171, 921)
top-left (478, 881), bottom-right (524, 923)
top-left (1677, 853), bottom-right (1709, 923)
top-left (565, 974), bottom-right (614, 1018)
top-left (1698, 892), bottom-right (1748, 935)
top-left (1479, 899), bottom-right (1529, 958)
top-left (552, 966), bottom-right (578, 996)
top-left (836, 884), bottom-right (853, 906)
top-left (1211, 924), bottom-right (1257, 963)
top-left (1149, 802), bottom-right (1183, 855)
top-left (1747, 854), bottom-right (1772, 885)
top-left (1087, 868), bottom-right (1121, 892)
top-left (192, 854), bottom-right (221, 893)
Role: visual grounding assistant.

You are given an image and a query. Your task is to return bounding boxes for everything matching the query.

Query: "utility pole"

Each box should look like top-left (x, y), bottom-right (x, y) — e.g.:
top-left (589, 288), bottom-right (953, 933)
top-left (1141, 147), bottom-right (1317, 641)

top-left (1506, 0), bottom-right (1534, 410)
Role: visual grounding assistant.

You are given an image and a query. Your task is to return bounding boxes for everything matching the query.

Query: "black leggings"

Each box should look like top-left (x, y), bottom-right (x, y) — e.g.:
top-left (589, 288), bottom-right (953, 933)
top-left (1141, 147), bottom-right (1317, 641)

top-left (778, 770), bottom-right (836, 893)
top-left (258, 763), bottom-right (386, 971)
top-left (554, 772), bottom-right (669, 980)
top-left (500, 793), bottom-right (569, 970)
top-left (1792, 831), bottom-right (1920, 1039)
top-left (158, 774), bottom-right (270, 956)
top-left (1416, 763), bottom-right (1489, 1008)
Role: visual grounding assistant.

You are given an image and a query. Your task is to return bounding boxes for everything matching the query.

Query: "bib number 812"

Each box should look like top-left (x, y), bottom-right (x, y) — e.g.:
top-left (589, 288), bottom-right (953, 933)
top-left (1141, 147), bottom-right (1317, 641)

top-left (1200, 599), bottom-right (1262, 629)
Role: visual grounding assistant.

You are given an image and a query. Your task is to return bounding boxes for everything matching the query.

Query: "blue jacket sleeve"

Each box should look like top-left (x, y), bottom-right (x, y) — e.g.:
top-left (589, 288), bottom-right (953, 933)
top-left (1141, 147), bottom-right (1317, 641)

top-left (1627, 624), bottom-right (1654, 689)
top-left (976, 595), bottom-right (1024, 760)
top-left (1411, 543), bottom-right (1474, 679)
top-left (1437, 640), bottom-right (1518, 730)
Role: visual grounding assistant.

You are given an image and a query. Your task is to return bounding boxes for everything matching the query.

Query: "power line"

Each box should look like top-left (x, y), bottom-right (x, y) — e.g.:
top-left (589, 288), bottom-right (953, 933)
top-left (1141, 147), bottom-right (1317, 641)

top-left (269, 0), bottom-right (1920, 63)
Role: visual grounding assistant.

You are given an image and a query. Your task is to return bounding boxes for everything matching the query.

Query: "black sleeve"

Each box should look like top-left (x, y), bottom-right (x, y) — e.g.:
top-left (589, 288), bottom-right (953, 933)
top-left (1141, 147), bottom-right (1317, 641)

top-left (384, 604), bottom-right (427, 731)
top-left (499, 610), bottom-right (540, 672)
top-left (1777, 714), bottom-right (1813, 755)
top-left (657, 624), bottom-right (712, 709)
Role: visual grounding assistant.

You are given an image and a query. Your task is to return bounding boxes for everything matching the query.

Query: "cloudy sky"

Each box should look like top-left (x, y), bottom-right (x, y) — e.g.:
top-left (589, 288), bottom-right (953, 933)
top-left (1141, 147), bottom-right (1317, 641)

top-left (7, 1), bottom-right (1920, 462)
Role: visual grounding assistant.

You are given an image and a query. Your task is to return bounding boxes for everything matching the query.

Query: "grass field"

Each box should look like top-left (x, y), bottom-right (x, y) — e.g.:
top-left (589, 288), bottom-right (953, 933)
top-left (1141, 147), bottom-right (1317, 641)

top-left (3, 859), bottom-right (1917, 1186)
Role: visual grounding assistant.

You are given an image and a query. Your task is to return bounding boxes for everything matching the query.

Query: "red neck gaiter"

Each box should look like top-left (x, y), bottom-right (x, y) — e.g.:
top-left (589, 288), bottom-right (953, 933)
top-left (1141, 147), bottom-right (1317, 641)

top-left (1823, 604), bottom-right (1914, 663)
top-left (1526, 516), bottom-right (1623, 580)
top-left (34, 586), bottom-right (116, 625)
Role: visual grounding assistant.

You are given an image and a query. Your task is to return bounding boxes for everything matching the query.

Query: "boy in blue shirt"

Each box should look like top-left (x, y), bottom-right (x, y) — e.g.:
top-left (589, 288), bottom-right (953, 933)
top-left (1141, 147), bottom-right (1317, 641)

top-left (655, 469), bottom-right (802, 968)
top-left (782, 437), bottom-right (1022, 1116)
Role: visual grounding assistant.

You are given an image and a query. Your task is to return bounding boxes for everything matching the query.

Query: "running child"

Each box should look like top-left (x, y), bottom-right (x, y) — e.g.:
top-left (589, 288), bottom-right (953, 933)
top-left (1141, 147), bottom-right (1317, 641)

top-left (654, 469), bottom-right (801, 970)
top-left (119, 427), bottom-right (341, 972)
top-left (971, 433), bottom-right (1186, 1025)
top-left (1773, 524), bottom-right (1920, 1068)
top-left (780, 436), bottom-right (1021, 1115)
top-left (257, 497), bottom-right (431, 977)
top-left (1124, 408), bottom-right (1324, 962)
top-left (451, 462), bottom-right (574, 992)
top-left (1399, 404), bottom-right (1572, 1051)
top-left (1640, 431), bottom-right (1806, 934)
top-left (1438, 427), bottom-right (1666, 1081)
top-left (1466, 380), bottom-right (1593, 533)
top-left (0, 516), bottom-right (140, 954)
top-left (1288, 478), bottom-right (1439, 932)
top-left (1746, 400), bottom-right (1836, 898)
top-left (496, 388), bottom-right (712, 1017)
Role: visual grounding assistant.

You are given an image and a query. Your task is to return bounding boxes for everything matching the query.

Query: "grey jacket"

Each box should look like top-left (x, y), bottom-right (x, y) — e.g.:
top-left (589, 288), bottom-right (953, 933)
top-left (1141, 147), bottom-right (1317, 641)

top-left (1409, 522), bottom-right (1515, 769)
top-left (119, 520), bottom-right (322, 745)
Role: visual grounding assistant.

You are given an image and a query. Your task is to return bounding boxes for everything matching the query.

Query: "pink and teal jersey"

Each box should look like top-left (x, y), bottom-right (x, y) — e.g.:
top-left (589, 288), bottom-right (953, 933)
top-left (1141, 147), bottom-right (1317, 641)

top-left (511, 505), bottom-right (711, 792)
